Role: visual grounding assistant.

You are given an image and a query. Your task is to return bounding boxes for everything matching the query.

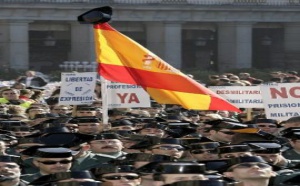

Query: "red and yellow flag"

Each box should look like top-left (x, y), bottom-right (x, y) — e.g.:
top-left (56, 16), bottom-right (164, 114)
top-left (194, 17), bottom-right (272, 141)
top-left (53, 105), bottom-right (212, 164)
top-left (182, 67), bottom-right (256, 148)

top-left (94, 23), bottom-right (240, 112)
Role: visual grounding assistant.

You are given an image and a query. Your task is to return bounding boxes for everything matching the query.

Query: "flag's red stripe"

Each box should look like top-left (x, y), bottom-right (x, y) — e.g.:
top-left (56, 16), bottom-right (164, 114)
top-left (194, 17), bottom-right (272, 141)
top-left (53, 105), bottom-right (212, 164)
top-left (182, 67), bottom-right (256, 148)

top-left (209, 97), bottom-right (238, 111)
top-left (99, 63), bottom-right (218, 96)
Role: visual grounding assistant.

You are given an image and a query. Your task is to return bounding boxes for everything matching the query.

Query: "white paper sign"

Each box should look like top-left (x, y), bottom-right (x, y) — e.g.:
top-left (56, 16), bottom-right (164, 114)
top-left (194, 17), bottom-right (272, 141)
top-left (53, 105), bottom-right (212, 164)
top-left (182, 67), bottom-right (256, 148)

top-left (260, 83), bottom-right (300, 121)
top-left (106, 81), bottom-right (150, 108)
top-left (209, 86), bottom-right (263, 108)
top-left (59, 72), bottom-right (97, 105)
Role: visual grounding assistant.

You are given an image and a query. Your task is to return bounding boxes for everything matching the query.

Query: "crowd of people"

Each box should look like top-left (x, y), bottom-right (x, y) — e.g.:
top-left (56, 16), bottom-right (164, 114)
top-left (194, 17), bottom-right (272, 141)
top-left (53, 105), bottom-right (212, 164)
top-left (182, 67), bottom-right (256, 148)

top-left (205, 71), bottom-right (299, 87)
top-left (0, 70), bottom-right (299, 186)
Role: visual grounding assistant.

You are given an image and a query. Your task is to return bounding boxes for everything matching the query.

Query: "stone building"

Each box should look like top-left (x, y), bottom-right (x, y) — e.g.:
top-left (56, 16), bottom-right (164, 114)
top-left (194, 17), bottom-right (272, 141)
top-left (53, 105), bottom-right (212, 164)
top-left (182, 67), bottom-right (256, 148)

top-left (0, 0), bottom-right (300, 72)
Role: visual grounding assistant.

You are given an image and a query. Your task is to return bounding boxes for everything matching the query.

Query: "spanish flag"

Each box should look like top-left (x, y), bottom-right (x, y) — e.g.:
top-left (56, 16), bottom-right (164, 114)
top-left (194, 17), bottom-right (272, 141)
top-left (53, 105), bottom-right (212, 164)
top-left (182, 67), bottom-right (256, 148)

top-left (94, 23), bottom-right (240, 112)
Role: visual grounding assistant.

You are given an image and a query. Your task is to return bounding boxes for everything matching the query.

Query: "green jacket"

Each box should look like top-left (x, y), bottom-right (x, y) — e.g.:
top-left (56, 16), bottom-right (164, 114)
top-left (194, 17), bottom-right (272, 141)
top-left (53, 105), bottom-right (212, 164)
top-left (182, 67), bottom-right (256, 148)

top-left (71, 152), bottom-right (114, 171)
top-left (21, 172), bottom-right (43, 183)
top-left (20, 158), bottom-right (39, 174)
top-left (283, 149), bottom-right (300, 160)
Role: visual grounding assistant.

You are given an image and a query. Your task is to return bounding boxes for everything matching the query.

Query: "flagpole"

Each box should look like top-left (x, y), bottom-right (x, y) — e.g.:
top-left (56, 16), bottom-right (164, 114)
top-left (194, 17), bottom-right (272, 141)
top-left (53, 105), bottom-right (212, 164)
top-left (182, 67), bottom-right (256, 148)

top-left (101, 77), bottom-right (109, 126)
top-left (71, 105), bottom-right (77, 117)
top-left (246, 108), bottom-right (252, 121)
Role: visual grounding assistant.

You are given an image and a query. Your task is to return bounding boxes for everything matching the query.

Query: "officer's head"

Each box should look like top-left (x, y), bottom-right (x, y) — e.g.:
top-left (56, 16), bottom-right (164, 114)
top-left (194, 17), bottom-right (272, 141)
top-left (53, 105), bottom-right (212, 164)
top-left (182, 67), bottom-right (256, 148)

top-left (30, 147), bottom-right (73, 175)
top-left (224, 156), bottom-right (275, 181)
top-left (89, 133), bottom-right (123, 154)
top-left (0, 155), bottom-right (21, 182)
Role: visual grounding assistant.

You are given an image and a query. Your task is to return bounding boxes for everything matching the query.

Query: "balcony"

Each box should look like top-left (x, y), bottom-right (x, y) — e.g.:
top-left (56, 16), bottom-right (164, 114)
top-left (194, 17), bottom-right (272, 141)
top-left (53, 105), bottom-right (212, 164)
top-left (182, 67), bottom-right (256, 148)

top-left (0, 0), bottom-right (299, 6)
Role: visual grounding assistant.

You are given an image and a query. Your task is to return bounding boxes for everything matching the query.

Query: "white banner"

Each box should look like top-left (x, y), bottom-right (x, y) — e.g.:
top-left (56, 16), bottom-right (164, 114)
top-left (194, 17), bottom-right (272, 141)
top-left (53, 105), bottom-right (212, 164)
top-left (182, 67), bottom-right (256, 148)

top-left (107, 81), bottom-right (150, 108)
top-left (209, 86), bottom-right (263, 108)
top-left (260, 83), bottom-right (300, 121)
top-left (59, 72), bottom-right (97, 105)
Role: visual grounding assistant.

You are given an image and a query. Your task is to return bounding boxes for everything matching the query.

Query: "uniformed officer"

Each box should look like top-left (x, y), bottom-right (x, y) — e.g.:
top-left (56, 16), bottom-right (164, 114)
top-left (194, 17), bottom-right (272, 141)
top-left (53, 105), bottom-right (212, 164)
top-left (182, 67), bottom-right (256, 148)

top-left (92, 164), bottom-right (141, 186)
top-left (282, 132), bottom-right (300, 160)
top-left (218, 144), bottom-right (253, 159)
top-left (110, 119), bottom-right (136, 131)
top-left (118, 133), bottom-right (145, 153)
top-left (137, 122), bottom-right (169, 138)
top-left (188, 142), bottom-right (220, 161)
top-left (16, 137), bottom-right (44, 174)
top-left (36, 132), bottom-right (113, 172)
top-left (0, 155), bottom-right (28, 186)
top-left (250, 141), bottom-right (296, 169)
top-left (207, 120), bottom-right (248, 143)
top-left (73, 117), bottom-right (106, 135)
top-left (223, 156), bottom-right (276, 186)
top-left (75, 106), bottom-right (98, 117)
top-left (252, 118), bottom-right (280, 135)
top-left (146, 138), bottom-right (185, 159)
top-left (70, 141), bottom-right (114, 171)
top-left (88, 133), bottom-right (126, 159)
top-left (21, 146), bottom-right (73, 182)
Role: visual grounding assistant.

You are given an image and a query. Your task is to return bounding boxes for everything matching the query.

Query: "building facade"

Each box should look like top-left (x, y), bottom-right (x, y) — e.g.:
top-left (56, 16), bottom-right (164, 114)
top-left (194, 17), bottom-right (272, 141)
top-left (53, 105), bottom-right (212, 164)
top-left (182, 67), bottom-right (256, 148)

top-left (0, 0), bottom-right (300, 73)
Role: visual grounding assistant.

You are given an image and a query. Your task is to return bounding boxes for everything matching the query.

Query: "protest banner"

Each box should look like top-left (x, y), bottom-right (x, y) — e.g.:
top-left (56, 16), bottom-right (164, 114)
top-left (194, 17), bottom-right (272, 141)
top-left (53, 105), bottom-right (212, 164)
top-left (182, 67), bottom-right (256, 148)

top-left (209, 86), bottom-right (263, 108)
top-left (260, 83), bottom-right (300, 121)
top-left (106, 81), bottom-right (150, 108)
top-left (59, 72), bottom-right (97, 105)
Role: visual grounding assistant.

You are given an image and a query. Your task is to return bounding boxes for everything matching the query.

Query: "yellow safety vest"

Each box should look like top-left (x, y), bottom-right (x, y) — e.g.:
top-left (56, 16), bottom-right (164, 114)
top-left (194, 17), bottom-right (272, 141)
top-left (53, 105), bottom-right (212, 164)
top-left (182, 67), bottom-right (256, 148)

top-left (0, 98), bottom-right (32, 108)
